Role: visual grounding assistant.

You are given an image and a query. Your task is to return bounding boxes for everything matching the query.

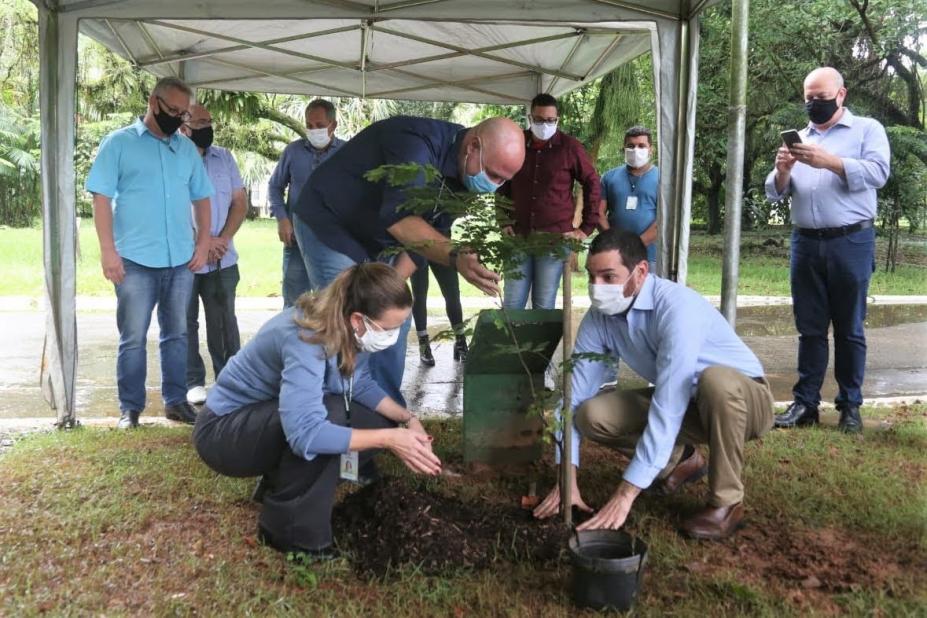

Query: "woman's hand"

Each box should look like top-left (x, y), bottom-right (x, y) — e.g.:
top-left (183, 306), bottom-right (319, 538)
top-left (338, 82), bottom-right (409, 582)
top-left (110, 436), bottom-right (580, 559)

top-left (387, 428), bottom-right (442, 476)
top-left (406, 416), bottom-right (428, 436)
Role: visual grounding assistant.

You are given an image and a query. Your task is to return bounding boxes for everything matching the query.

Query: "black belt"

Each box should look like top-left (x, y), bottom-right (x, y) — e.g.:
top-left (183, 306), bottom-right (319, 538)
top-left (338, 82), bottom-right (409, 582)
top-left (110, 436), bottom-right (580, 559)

top-left (796, 219), bottom-right (873, 239)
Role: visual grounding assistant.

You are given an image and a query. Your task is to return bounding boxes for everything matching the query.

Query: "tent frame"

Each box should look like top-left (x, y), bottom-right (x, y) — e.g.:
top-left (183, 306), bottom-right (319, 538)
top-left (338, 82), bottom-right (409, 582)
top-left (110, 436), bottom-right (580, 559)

top-left (35, 0), bottom-right (724, 430)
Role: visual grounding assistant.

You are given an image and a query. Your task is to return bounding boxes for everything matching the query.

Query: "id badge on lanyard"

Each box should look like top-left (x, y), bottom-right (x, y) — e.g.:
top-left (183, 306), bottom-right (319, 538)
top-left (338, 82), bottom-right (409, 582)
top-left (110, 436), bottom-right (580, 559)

top-left (339, 373), bottom-right (359, 482)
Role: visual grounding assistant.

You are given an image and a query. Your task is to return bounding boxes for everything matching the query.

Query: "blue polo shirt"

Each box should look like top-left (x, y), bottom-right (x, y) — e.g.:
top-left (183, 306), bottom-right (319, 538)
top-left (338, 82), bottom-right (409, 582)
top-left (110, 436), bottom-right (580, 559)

top-left (86, 118), bottom-right (214, 268)
top-left (292, 116), bottom-right (467, 262)
top-left (601, 164), bottom-right (660, 263)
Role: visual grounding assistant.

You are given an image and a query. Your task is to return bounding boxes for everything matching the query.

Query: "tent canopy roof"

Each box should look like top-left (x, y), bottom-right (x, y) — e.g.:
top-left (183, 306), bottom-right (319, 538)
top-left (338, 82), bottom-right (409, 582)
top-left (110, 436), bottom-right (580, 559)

top-left (53, 0), bottom-right (718, 104)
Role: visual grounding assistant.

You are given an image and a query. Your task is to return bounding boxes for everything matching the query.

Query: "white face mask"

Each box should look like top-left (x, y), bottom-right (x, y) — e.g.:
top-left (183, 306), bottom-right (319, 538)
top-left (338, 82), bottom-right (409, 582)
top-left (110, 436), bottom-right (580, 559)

top-left (307, 127), bottom-right (332, 149)
top-left (589, 283), bottom-right (635, 316)
top-left (625, 146), bottom-right (650, 169)
top-left (355, 315), bottom-right (400, 352)
top-left (530, 121), bottom-right (557, 141)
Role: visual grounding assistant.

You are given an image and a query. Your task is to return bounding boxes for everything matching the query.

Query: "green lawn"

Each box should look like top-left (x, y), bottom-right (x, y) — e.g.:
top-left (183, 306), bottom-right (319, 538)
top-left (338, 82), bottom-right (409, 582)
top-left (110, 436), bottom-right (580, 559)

top-left (0, 220), bottom-right (924, 298)
top-left (1, 406), bottom-right (924, 615)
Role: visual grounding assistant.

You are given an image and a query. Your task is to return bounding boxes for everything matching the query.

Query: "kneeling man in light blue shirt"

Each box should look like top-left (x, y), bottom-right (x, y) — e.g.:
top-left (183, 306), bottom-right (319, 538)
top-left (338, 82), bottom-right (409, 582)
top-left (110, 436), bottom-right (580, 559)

top-left (534, 229), bottom-right (774, 540)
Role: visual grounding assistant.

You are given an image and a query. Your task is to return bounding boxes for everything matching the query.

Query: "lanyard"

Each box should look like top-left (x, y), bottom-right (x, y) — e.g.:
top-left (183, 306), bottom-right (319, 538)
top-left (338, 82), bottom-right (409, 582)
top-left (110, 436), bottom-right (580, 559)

top-left (341, 373), bottom-right (354, 426)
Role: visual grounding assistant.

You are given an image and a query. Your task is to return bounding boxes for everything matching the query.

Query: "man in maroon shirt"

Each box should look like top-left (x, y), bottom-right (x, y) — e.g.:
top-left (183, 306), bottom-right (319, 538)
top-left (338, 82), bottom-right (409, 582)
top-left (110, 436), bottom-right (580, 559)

top-left (499, 94), bottom-right (600, 309)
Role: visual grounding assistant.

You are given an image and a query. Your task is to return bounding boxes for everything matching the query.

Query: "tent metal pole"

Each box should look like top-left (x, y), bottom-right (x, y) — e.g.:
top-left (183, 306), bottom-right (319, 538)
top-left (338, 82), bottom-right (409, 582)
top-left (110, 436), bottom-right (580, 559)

top-left (720, 0), bottom-right (749, 325)
top-left (668, 16), bottom-right (690, 282)
top-left (561, 255), bottom-right (573, 527)
top-left (37, 6), bottom-right (79, 428)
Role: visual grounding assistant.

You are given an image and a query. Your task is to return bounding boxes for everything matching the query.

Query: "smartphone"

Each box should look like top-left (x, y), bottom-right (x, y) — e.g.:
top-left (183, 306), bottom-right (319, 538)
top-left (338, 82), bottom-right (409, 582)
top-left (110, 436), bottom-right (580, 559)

top-left (780, 129), bottom-right (802, 149)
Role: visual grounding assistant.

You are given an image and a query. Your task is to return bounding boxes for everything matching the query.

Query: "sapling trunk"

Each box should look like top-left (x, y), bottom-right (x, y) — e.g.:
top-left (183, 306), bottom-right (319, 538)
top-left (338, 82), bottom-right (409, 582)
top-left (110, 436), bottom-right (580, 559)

top-left (561, 253), bottom-right (574, 526)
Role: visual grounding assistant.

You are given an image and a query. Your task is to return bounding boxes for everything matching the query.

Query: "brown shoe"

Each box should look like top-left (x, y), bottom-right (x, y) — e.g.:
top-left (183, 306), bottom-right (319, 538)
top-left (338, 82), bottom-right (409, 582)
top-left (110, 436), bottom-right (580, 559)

top-left (681, 503), bottom-right (745, 540)
top-left (656, 447), bottom-right (707, 495)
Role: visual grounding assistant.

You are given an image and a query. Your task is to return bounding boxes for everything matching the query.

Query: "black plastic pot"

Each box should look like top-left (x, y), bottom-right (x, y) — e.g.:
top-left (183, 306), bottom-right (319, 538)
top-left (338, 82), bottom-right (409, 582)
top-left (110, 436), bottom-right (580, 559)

top-left (568, 529), bottom-right (648, 611)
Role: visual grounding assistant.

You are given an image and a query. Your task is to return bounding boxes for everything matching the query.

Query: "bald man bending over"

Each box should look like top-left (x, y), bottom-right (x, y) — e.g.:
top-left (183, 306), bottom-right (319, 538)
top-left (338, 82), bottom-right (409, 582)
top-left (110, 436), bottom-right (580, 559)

top-left (766, 67), bottom-right (890, 433)
top-left (291, 115), bottom-right (525, 406)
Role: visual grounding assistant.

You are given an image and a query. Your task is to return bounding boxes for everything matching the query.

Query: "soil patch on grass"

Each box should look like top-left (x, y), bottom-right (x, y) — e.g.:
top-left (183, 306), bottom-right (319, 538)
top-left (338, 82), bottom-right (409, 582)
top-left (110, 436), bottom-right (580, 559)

top-left (333, 477), bottom-right (571, 577)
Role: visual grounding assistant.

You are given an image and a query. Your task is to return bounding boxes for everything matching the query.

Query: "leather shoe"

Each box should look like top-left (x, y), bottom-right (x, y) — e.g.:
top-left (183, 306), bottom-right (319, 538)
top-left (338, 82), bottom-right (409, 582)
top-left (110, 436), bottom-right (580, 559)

top-left (165, 402), bottom-right (198, 425)
top-left (837, 406), bottom-right (863, 434)
top-left (774, 401), bottom-right (819, 428)
top-left (258, 524), bottom-right (338, 561)
top-left (656, 447), bottom-right (707, 495)
top-left (419, 336), bottom-right (436, 367)
top-left (681, 502), bottom-right (744, 540)
top-left (116, 410), bottom-right (140, 429)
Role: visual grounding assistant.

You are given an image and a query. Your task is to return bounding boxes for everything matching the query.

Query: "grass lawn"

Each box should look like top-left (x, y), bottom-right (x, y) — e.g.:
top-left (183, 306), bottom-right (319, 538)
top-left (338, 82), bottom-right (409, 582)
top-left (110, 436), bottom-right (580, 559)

top-left (0, 220), bottom-right (924, 298)
top-left (1, 406), bottom-right (925, 616)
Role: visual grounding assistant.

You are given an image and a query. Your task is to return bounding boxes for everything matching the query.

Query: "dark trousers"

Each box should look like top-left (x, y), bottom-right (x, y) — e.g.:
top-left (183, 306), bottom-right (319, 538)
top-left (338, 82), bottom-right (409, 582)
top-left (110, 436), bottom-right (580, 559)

top-left (282, 243), bottom-right (312, 307)
top-left (186, 265), bottom-right (241, 388)
top-left (193, 395), bottom-right (394, 551)
top-left (790, 226), bottom-right (875, 409)
top-left (410, 259), bottom-right (464, 334)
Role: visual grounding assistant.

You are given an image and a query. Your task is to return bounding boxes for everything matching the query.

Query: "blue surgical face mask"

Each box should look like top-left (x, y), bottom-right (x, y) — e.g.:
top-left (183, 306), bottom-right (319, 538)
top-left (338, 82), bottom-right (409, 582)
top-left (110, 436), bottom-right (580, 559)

top-left (463, 137), bottom-right (502, 193)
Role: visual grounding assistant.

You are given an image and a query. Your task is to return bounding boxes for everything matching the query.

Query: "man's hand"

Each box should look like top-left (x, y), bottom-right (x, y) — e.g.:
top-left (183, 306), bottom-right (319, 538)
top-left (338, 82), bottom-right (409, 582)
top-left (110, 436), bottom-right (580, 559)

top-left (533, 478), bottom-right (593, 520)
top-left (789, 143), bottom-right (844, 176)
top-left (576, 481), bottom-right (641, 531)
top-left (210, 236), bottom-right (229, 261)
top-left (189, 240), bottom-right (210, 272)
top-left (100, 247), bottom-right (125, 285)
top-left (502, 225), bottom-right (515, 237)
top-left (775, 146), bottom-right (797, 174)
top-left (455, 250), bottom-right (501, 296)
top-left (277, 217), bottom-right (295, 247)
top-left (563, 229), bottom-right (587, 241)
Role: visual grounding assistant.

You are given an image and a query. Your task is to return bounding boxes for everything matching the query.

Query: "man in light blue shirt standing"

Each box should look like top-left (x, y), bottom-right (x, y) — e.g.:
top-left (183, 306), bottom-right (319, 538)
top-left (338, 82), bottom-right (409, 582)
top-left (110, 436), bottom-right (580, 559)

top-left (599, 126), bottom-right (660, 269)
top-left (180, 103), bottom-right (248, 406)
top-left (267, 99), bottom-right (345, 306)
top-left (765, 67), bottom-right (890, 434)
top-left (534, 230), bottom-right (774, 540)
top-left (86, 77), bottom-right (214, 429)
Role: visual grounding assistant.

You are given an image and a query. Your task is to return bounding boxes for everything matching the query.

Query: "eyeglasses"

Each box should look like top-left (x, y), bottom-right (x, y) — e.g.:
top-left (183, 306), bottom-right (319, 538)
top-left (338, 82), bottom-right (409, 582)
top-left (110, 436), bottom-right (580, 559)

top-left (156, 95), bottom-right (191, 122)
top-left (531, 115), bottom-right (559, 125)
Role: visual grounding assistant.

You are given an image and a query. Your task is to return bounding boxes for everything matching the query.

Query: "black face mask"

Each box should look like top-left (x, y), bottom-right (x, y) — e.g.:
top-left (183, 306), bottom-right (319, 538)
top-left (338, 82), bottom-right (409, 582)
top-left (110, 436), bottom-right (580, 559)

top-left (805, 97), bottom-right (839, 125)
top-left (189, 126), bottom-right (214, 150)
top-left (153, 102), bottom-right (185, 136)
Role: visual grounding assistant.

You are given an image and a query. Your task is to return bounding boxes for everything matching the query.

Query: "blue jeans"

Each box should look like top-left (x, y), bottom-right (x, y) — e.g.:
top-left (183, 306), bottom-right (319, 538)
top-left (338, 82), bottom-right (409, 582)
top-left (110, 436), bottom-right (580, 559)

top-left (294, 217), bottom-right (412, 407)
top-left (503, 253), bottom-right (565, 310)
top-left (115, 259), bottom-right (194, 413)
top-left (282, 242), bottom-right (312, 307)
top-left (790, 226), bottom-right (875, 409)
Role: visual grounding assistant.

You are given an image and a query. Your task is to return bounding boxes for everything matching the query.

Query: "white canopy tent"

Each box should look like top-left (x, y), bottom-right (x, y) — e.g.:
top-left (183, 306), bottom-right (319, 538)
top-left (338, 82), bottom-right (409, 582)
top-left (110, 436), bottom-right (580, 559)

top-left (34, 0), bottom-right (720, 426)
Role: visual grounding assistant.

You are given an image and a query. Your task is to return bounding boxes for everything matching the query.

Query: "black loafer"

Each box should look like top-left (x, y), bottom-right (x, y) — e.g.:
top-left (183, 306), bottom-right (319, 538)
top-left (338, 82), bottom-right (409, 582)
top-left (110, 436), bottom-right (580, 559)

top-left (774, 401), bottom-right (819, 428)
top-left (837, 406), bottom-right (863, 434)
top-left (165, 402), bottom-right (198, 425)
top-left (257, 524), bottom-right (338, 561)
top-left (116, 410), bottom-right (140, 429)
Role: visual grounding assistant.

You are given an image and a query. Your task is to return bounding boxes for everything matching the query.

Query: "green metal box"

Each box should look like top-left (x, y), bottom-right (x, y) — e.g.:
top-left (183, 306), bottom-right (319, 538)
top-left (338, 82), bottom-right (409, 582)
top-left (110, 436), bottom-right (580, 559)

top-left (463, 308), bottom-right (563, 464)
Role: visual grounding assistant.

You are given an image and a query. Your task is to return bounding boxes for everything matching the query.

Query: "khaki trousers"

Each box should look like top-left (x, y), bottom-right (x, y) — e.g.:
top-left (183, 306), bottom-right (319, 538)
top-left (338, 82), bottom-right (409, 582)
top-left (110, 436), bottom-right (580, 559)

top-left (575, 365), bottom-right (774, 507)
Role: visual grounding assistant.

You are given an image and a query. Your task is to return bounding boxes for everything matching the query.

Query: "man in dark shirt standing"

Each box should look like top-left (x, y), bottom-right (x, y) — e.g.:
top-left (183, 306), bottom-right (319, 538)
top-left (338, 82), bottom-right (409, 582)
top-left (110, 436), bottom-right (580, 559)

top-left (500, 93), bottom-right (600, 310)
top-left (291, 115), bottom-right (525, 405)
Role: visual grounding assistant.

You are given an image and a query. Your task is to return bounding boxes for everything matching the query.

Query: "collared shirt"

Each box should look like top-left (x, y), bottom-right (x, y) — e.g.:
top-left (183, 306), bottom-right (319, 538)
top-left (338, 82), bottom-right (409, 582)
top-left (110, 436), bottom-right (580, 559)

top-left (564, 275), bottom-right (764, 489)
top-left (498, 130), bottom-right (600, 235)
top-left (601, 164), bottom-right (660, 262)
top-left (196, 145), bottom-right (245, 274)
top-left (267, 136), bottom-right (346, 221)
top-left (764, 108), bottom-right (890, 228)
top-left (205, 307), bottom-right (388, 462)
top-left (293, 116), bottom-right (467, 263)
top-left (85, 118), bottom-right (214, 268)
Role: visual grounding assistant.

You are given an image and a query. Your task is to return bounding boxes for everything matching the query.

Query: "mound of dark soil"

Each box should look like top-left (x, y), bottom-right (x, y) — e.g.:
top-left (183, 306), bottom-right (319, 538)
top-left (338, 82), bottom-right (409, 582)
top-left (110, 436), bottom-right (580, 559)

top-left (332, 478), bottom-right (570, 577)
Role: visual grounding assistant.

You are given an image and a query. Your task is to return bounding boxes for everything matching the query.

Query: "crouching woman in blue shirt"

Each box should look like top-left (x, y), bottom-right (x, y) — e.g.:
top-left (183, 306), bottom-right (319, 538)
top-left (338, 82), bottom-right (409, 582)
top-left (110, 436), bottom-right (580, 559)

top-left (194, 263), bottom-right (441, 556)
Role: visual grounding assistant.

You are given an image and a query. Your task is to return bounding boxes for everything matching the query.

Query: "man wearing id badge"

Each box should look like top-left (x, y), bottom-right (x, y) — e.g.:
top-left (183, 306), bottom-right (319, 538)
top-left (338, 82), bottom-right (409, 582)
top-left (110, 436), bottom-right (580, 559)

top-left (193, 263), bottom-right (441, 558)
top-left (599, 126), bottom-right (660, 271)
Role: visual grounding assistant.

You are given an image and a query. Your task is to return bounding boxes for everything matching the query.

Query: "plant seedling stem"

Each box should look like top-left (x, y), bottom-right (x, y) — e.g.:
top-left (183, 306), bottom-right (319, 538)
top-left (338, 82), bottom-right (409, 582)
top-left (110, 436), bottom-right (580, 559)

top-left (561, 253), bottom-right (574, 526)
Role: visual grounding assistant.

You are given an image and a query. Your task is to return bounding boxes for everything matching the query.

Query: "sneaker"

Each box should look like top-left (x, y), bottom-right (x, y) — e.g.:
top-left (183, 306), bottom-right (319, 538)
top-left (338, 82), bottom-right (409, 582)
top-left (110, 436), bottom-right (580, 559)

top-left (116, 410), bottom-right (140, 429)
top-left (165, 401), bottom-right (198, 425)
top-left (186, 385), bottom-right (208, 405)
